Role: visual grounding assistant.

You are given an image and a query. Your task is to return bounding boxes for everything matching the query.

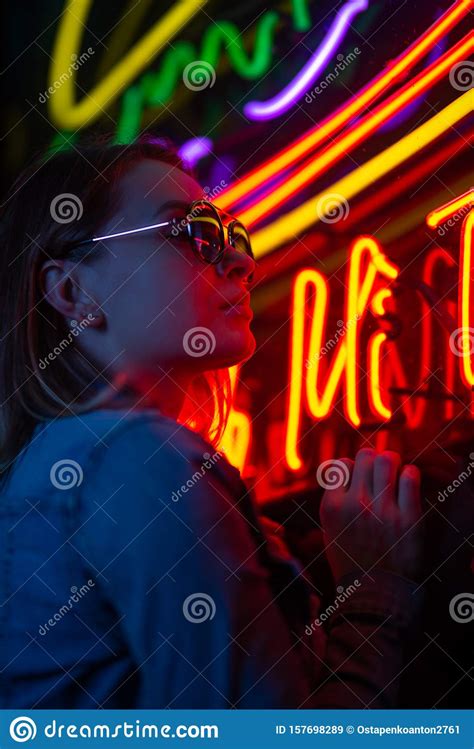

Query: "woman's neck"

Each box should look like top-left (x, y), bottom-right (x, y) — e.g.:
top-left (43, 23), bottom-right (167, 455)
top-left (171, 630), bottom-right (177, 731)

top-left (111, 368), bottom-right (191, 421)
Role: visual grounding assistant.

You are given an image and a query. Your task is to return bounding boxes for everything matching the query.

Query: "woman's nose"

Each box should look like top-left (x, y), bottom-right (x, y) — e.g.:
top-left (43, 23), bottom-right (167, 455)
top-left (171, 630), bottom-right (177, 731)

top-left (216, 242), bottom-right (256, 283)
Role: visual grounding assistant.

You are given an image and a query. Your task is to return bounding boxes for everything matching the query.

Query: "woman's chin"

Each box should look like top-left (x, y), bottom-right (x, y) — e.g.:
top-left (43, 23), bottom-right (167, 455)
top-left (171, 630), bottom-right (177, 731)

top-left (212, 332), bottom-right (256, 368)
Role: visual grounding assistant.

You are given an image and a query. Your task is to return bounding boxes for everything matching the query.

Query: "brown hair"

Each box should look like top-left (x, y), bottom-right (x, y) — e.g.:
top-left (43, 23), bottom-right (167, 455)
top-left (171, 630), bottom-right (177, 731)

top-left (0, 133), bottom-right (231, 485)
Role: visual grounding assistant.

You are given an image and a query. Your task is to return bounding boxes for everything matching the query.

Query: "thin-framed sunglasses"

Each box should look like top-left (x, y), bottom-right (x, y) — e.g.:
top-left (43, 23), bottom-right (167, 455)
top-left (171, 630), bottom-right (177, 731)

top-left (71, 199), bottom-right (254, 279)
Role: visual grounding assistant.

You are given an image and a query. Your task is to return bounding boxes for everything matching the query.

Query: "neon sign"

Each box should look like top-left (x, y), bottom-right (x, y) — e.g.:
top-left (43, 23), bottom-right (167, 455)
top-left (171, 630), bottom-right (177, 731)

top-left (238, 34), bottom-right (473, 228)
top-left (220, 200), bottom-right (473, 475)
top-left (49, 0), bottom-right (333, 134)
top-left (286, 236), bottom-right (399, 470)
top-left (49, 0), bottom-right (207, 130)
top-left (218, 0), bottom-right (472, 211)
top-left (243, 0), bottom-right (368, 121)
top-left (250, 89), bottom-right (473, 259)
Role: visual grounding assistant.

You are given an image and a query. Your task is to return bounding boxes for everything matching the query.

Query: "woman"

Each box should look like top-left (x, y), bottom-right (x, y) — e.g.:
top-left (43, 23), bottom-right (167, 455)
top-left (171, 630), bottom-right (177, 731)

top-left (0, 135), bottom-right (422, 709)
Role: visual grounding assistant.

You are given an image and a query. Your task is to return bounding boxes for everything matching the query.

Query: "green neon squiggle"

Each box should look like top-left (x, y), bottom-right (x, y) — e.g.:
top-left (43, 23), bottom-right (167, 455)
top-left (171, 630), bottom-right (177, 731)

top-left (149, 15), bottom-right (280, 107)
top-left (115, 10), bottom-right (284, 142)
top-left (292, 0), bottom-right (312, 31)
top-left (53, 0), bottom-right (314, 145)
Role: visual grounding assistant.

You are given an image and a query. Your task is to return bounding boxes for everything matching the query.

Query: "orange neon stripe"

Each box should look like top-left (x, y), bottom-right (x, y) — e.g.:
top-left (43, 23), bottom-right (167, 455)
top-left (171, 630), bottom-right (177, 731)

top-left (239, 34), bottom-right (473, 227)
top-left (338, 133), bottom-right (473, 230)
top-left (217, 0), bottom-right (472, 211)
top-left (426, 187), bottom-right (474, 227)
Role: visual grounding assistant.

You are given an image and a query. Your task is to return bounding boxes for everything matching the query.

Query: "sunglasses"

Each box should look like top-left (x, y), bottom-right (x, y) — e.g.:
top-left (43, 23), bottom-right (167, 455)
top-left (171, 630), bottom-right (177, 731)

top-left (71, 199), bottom-right (254, 279)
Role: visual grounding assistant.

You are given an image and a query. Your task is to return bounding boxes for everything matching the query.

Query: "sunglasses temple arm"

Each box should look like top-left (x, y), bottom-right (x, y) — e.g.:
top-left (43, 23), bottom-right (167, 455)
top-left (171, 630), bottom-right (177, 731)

top-left (76, 220), bottom-right (172, 246)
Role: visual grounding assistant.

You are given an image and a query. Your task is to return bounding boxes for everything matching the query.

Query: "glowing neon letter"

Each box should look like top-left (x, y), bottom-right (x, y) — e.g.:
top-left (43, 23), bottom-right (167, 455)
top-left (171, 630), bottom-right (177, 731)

top-left (286, 236), bottom-right (398, 470)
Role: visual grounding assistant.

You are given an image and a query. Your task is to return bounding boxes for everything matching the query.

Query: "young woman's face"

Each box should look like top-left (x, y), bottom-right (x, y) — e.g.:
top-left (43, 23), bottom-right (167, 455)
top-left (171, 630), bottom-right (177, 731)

top-left (73, 159), bottom-right (256, 380)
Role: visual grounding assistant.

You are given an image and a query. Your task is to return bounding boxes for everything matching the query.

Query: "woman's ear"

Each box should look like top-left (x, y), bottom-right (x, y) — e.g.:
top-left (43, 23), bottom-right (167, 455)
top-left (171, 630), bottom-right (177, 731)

top-left (39, 258), bottom-right (104, 327)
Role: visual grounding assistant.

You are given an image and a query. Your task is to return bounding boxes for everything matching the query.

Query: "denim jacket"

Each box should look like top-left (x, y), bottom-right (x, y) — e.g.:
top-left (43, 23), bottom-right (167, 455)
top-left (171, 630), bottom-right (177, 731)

top-left (0, 406), bottom-right (421, 708)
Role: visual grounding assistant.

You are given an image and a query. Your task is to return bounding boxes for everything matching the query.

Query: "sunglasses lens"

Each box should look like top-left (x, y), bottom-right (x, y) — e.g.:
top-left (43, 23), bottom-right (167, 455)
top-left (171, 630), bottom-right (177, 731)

top-left (230, 222), bottom-right (253, 258)
top-left (188, 206), bottom-right (223, 263)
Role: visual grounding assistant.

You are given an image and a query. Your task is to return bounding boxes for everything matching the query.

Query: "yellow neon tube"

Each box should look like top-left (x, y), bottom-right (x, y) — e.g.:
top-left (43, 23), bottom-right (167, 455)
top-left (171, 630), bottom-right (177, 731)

top-left (252, 90), bottom-right (473, 258)
top-left (286, 238), bottom-right (398, 469)
top-left (368, 332), bottom-right (392, 420)
top-left (240, 35), bottom-right (473, 227)
top-left (426, 187), bottom-right (474, 227)
top-left (219, 0), bottom-right (472, 209)
top-left (49, 0), bottom-right (207, 129)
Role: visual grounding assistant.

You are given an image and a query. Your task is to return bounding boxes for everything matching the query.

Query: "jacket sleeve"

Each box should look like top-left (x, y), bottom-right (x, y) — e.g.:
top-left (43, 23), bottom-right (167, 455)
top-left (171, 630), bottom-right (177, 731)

top-left (270, 520), bottom-right (423, 708)
top-left (303, 570), bottom-right (422, 708)
top-left (72, 414), bottom-right (421, 708)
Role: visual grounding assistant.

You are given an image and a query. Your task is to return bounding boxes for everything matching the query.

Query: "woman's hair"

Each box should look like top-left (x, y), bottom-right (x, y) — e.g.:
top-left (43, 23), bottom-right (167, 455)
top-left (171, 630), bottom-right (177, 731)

top-left (0, 133), bottom-right (231, 485)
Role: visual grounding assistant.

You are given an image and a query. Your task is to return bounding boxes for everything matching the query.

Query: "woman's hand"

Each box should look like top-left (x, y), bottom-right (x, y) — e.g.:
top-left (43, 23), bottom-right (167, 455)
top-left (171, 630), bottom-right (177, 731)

top-left (319, 448), bottom-right (422, 583)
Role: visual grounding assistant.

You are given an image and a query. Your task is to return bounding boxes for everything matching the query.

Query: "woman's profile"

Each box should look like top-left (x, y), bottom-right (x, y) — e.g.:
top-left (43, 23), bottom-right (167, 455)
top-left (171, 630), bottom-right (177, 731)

top-left (0, 135), bottom-right (422, 709)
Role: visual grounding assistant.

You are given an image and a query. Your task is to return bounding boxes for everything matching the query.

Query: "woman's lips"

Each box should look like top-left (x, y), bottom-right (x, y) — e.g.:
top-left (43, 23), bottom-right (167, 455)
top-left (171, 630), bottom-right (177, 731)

top-left (221, 302), bottom-right (253, 320)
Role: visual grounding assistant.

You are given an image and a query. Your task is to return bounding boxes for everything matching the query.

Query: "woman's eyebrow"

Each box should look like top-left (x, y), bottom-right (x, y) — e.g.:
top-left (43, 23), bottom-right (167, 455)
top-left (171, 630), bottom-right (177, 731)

top-left (153, 199), bottom-right (190, 218)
